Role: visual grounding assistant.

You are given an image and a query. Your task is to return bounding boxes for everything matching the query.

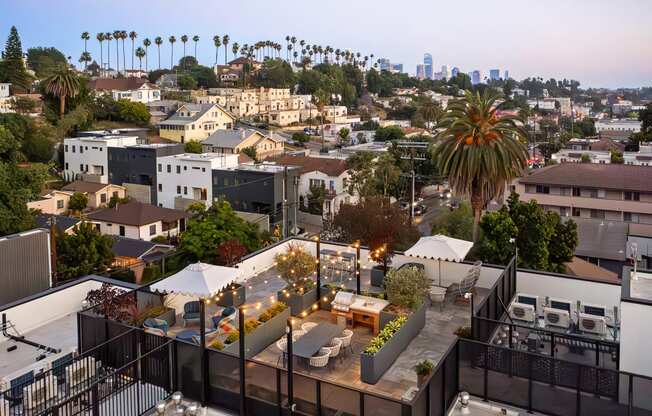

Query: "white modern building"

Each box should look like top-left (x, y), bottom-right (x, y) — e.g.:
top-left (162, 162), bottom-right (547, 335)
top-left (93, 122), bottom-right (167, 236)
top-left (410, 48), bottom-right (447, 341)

top-left (155, 153), bottom-right (239, 210)
top-left (0, 83), bottom-right (9, 98)
top-left (63, 135), bottom-right (140, 183)
top-left (595, 118), bottom-right (642, 134)
top-left (552, 145), bottom-right (652, 166)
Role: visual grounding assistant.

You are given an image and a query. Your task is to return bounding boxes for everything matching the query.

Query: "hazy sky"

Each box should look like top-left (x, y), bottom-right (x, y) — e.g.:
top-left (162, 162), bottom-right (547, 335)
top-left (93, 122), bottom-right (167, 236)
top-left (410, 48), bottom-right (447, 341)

top-left (3, 0), bottom-right (651, 88)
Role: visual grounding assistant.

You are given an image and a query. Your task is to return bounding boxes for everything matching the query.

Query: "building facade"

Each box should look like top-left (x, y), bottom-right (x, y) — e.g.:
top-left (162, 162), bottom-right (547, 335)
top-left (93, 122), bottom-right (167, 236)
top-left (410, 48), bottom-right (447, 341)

top-left (63, 135), bottom-right (140, 183)
top-left (158, 103), bottom-right (236, 143)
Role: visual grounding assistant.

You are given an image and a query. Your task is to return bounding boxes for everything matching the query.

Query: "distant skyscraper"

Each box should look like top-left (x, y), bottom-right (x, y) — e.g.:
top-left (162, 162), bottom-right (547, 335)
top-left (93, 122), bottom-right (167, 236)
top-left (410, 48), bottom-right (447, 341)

top-left (391, 63), bottom-right (404, 73)
top-left (452, 67), bottom-right (460, 78)
top-left (504, 70), bottom-right (510, 80)
top-left (489, 69), bottom-right (500, 81)
top-left (471, 70), bottom-right (481, 85)
top-left (440, 65), bottom-right (451, 81)
top-left (416, 64), bottom-right (426, 80)
top-left (378, 58), bottom-right (391, 71)
top-left (423, 53), bottom-right (433, 80)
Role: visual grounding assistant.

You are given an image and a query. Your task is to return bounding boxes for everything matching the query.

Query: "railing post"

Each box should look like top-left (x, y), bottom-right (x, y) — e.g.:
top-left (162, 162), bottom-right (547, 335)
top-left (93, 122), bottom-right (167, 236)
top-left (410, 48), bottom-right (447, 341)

top-left (91, 383), bottom-right (100, 416)
top-left (356, 241), bottom-right (361, 295)
top-left (316, 236), bottom-right (321, 300)
top-left (239, 305), bottom-right (246, 416)
top-left (276, 368), bottom-right (282, 416)
top-left (441, 357), bottom-right (447, 414)
top-left (287, 318), bottom-right (294, 415)
top-left (316, 379), bottom-right (322, 416)
top-left (359, 392), bottom-right (365, 416)
top-left (483, 344), bottom-right (488, 402)
top-left (628, 374), bottom-right (634, 416)
top-left (527, 354), bottom-right (533, 413)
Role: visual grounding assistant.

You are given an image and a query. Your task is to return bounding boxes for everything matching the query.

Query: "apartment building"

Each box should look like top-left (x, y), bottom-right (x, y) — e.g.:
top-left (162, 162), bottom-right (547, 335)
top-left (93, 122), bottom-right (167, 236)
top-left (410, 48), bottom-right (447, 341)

top-left (595, 118), bottom-right (641, 134)
top-left (512, 163), bottom-right (652, 226)
top-left (201, 128), bottom-right (284, 159)
top-left (63, 135), bottom-right (140, 183)
top-left (158, 103), bottom-right (236, 143)
top-left (156, 153), bottom-right (239, 210)
top-left (552, 144), bottom-right (652, 166)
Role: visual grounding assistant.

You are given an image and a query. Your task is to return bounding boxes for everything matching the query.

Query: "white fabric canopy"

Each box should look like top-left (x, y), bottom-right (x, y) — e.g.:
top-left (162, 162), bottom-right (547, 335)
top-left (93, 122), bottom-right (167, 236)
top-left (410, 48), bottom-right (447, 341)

top-left (150, 262), bottom-right (242, 298)
top-left (405, 235), bottom-right (473, 262)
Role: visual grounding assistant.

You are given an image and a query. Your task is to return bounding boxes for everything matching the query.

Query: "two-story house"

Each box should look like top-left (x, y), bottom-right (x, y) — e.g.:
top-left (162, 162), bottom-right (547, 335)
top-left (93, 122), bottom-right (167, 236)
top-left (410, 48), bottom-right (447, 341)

top-left (158, 103), bottom-right (235, 143)
top-left (201, 129), bottom-right (284, 159)
top-left (63, 135), bottom-right (141, 183)
top-left (88, 78), bottom-right (161, 103)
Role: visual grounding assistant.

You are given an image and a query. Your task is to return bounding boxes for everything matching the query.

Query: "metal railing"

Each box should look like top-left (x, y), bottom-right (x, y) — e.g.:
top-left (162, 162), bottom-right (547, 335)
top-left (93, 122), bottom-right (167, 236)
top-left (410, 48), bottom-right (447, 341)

top-left (472, 256), bottom-right (517, 341)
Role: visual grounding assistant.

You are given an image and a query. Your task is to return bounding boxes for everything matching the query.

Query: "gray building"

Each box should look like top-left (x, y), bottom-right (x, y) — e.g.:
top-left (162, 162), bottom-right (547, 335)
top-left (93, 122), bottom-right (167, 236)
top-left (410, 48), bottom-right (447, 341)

top-left (212, 164), bottom-right (300, 233)
top-left (108, 143), bottom-right (184, 205)
top-left (0, 229), bottom-right (52, 307)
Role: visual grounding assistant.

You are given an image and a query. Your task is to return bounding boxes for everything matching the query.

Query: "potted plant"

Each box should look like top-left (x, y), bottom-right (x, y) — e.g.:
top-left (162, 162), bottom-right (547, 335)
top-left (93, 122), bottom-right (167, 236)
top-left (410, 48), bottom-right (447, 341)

top-left (380, 266), bottom-right (429, 329)
top-left (275, 243), bottom-right (318, 315)
top-left (454, 326), bottom-right (472, 339)
top-left (370, 243), bottom-right (391, 287)
top-left (414, 360), bottom-right (435, 387)
top-left (216, 282), bottom-right (246, 307)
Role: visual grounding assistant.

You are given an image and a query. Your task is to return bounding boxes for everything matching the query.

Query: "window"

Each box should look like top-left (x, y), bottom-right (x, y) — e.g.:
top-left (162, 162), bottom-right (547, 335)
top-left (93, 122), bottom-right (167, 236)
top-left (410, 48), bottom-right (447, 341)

top-left (572, 207), bottom-right (581, 217)
top-left (57, 200), bottom-right (64, 209)
top-left (176, 165), bottom-right (181, 174)
top-left (202, 167), bottom-right (206, 172)
top-left (329, 180), bottom-right (335, 191)
top-left (176, 185), bottom-right (181, 194)
top-left (100, 193), bottom-right (107, 203)
top-left (167, 164), bottom-right (171, 173)
top-left (624, 212), bottom-right (632, 222)
top-left (65, 163), bottom-right (69, 170)
top-left (119, 225), bottom-right (125, 236)
top-left (80, 164), bottom-right (84, 171)
top-left (112, 191), bottom-right (118, 198)
top-left (572, 187), bottom-right (581, 197)
top-left (590, 209), bottom-right (605, 219)
top-left (64, 145), bottom-right (68, 152)
top-left (149, 224), bottom-right (156, 236)
top-left (80, 146), bottom-right (83, 154)
top-left (158, 164), bottom-right (162, 172)
top-left (183, 186), bottom-right (188, 195)
top-left (625, 191), bottom-right (640, 201)
top-left (72, 145), bottom-right (76, 153)
top-left (158, 184), bottom-right (162, 192)
top-left (535, 185), bottom-right (550, 194)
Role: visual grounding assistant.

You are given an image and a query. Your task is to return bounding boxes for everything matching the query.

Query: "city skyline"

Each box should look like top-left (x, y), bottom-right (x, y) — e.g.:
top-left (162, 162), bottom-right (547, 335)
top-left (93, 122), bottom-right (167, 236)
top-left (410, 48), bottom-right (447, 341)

top-left (3, 0), bottom-right (652, 88)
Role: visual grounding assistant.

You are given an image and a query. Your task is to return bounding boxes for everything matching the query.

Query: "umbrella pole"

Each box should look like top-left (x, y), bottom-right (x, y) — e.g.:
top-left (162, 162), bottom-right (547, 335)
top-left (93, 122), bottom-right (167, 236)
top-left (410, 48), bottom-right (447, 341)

top-left (200, 298), bottom-right (207, 404)
top-left (438, 259), bottom-right (442, 287)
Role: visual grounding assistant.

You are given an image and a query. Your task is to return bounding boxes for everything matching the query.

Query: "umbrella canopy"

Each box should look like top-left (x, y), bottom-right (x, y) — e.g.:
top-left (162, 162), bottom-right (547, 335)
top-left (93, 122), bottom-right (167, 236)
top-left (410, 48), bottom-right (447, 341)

top-left (405, 235), bottom-right (473, 262)
top-left (150, 262), bottom-right (242, 298)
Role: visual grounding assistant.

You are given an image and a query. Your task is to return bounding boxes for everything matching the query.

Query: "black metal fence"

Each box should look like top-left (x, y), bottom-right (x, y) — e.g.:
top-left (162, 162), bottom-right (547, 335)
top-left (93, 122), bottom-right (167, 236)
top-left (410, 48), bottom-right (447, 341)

top-left (472, 256), bottom-right (517, 342)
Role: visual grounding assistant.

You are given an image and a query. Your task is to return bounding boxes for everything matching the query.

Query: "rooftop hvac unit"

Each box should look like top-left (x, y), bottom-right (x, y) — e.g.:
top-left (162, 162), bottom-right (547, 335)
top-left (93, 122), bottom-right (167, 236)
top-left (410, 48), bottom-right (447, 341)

top-left (509, 302), bottom-right (536, 323)
top-left (543, 307), bottom-right (571, 329)
top-left (578, 312), bottom-right (607, 336)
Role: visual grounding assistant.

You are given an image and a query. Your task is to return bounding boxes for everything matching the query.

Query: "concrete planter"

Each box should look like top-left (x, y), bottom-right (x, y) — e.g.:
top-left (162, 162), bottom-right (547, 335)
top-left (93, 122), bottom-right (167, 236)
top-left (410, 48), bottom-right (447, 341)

top-left (360, 302), bottom-right (426, 384)
top-left (223, 307), bottom-right (290, 358)
top-left (217, 283), bottom-right (246, 308)
top-left (379, 307), bottom-right (398, 331)
top-left (277, 287), bottom-right (318, 316)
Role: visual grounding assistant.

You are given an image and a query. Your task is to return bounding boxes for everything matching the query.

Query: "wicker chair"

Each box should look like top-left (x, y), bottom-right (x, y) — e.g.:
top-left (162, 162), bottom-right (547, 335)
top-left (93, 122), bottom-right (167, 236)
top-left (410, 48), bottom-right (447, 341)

top-left (301, 322), bottom-right (318, 332)
top-left (326, 338), bottom-right (342, 366)
top-left (335, 329), bottom-right (354, 356)
top-left (447, 261), bottom-right (482, 301)
top-left (309, 348), bottom-right (330, 368)
top-left (276, 338), bottom-right (288, 367)
top-left (292, 329), bottom-right (306, 340)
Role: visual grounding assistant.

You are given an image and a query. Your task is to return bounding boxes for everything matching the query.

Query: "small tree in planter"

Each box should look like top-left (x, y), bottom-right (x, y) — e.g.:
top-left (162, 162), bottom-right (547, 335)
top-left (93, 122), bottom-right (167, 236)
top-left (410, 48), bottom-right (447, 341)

top-left (384, 266), bottom-right (429, 314)
top-left (274, 242), bottom-right (317, 294)
top-left (85, 283), bottom-right (136, 322)
top-left (217, 238), bottom-right (247, 266)
top-left (414, 359), bottom-right (435, 387)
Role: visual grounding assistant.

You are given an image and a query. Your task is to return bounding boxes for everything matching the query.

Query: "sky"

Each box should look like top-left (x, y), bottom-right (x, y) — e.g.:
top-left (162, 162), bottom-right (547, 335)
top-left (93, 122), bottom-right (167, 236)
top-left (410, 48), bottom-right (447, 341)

top-left (2, 0), bottom-right (652, 88)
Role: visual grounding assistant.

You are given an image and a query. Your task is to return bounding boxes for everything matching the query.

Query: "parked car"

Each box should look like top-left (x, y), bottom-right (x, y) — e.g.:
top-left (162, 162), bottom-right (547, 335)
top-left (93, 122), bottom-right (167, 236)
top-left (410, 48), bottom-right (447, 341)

top-left (413, 204), bottom-right (428, 216)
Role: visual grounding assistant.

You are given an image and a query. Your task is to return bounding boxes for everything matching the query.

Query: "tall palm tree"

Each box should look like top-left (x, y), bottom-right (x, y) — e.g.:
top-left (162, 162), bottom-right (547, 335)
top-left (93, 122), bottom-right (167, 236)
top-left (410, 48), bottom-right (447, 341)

top-left (180, 34), bottom-right (188, 68)
top-left (142, 38), bottom-right (151, 72)
top-left (129, 31), bottom-right (138, 71)
top-left (285, 35), bottom-right (290, 60)
top-left (105, 32), bottom-right (113, 72)
top-left (96, 33), bottom-right (105, 75)
top-left (222, 35), bottom-right (229, 64)
top-left (135, 47), bottom-right (146, 71)
top-left (120, 30), bottom-right (128, 73)
top-left (43, 65), bottom-right (80, 119)
top-left (168, 36), bottom-right (176, 68)
top-left (192, 35), bottom-right (200, 61)
top-left (213, 35), bottom-right (221, 66)
top-left (154, 37), bottom-right (163, 69)
top-left (420, 101), bottom-right (440, 130)
top-left (112, 30), bottom-right (121, 72)
top-left (231, 42), bottom-right (240, 59)
top-left (80, 32), bottom-right (90, 69)
top-left (433, 90), bottom-right (529, 241)
top-left (78, 52), bottom-right (92, 70)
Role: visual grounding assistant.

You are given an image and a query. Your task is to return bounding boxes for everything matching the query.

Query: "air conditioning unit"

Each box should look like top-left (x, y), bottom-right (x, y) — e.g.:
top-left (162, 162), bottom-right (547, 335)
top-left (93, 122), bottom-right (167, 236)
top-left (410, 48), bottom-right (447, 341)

top-left (578, 312), bottom-right (607, 336)
top-left (509, 302), bottom-right (536, 323)
top-left (543, 307), bottom-right (571, 329)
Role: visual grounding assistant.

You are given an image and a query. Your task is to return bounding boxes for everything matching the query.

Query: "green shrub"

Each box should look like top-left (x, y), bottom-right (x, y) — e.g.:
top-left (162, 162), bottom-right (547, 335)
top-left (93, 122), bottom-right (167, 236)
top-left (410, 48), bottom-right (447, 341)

top-left (225, 331), bottom-right (239, 345)
top-left (414, 359), bottom-right (435, 375)
top-left (210, 340), bottom-right (224, 350)
top-left (275, 242), bottom-right (316, 288)
top-left (363, 315), bottom-right (407, 355)
top-left (384, 266), bottom-right (429, 311)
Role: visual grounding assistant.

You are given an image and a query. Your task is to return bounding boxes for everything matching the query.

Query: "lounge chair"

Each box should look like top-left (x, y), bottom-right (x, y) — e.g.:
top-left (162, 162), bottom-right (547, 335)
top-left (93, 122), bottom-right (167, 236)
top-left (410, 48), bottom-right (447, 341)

top-left (144, 317), bottom-right (169, 335)
top-left (447, 261), bottom-right (482, 301)
top-left (183, 301), bottom-right (201, 327)
top-left (212, 307), bottom-right (236, 331)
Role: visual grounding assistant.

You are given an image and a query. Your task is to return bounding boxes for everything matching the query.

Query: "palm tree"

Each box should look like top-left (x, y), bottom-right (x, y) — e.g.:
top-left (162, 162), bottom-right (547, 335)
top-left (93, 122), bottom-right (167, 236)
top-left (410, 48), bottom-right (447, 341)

top-left (213, 35), bottom-right (221, 66)
top-left (96, 33), bottom-right (105, 75)
top-left (43, 65), bottom-right (80, 119)
top-left (222, 35), bottom-right (229, 64)
top-left (192, 35), bottom-right (200, 61)
top-left (135, 47), bottom-right (146, 71)
top-left (180, 35), bottom-right (188, 67)
top-left (231, 42), bottom-right (240, 59)
top-left (105, 32), bottom-right (113, 71)
top-left (120, 30), bottom-right (128, 73)
top-left (154, 37), bottom-right (163, 69)
top-left (129, 31), bottom-right (138, 71)
top-left (285, 35), bottom-right (290, 60)
top-left (433, 90), bottom-right (529, 241)
top-left (142, 38), bottom-right (151, 71)
top-left (420, 101), bottom-right (440, 130)
top-left (168, 36), bottom-right (176, 68)
top-left (78, 52), bottom-right (92, 69)
top-left (80, 32), bottom-right (90, 69)
top-left (112, 31), bottom-right (121, 72)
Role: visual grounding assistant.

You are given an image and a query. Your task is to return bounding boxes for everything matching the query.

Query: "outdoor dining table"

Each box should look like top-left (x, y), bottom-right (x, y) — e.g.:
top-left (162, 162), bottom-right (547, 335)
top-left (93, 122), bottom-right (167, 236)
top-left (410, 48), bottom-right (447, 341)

top-left (292, 322), bottom-right (344, 359)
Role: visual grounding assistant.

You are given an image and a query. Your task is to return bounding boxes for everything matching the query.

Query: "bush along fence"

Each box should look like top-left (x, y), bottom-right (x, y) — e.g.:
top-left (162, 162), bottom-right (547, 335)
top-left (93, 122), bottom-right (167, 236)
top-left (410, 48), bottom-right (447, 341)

top-left (360, 302), bottom-right (427, 384)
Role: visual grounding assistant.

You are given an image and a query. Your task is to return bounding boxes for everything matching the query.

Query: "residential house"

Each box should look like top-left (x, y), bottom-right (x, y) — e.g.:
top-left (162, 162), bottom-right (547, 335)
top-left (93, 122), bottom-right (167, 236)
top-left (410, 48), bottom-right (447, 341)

top-left (111, 236), bottom-right (173, 282)
top-left (156, 152), bottom-right (239, 210)
top-left (145, 100), bottom-right (182, 124)
top-left (158, 103), bottom-right (235, 143)
top-left (86, 201), bottom-right (188, 242)
top-left (552, 144), bottom-right (652, 166)
top-left (225, 57), bottom-right (262, 73)
top-left (61, 181), bottom-right (126, 209)
top-left (63, 134), bottom-right (141, 183)
top-left (34, 214), bottom-right (80, 235)
top-left (88, 78), bottom-right (161, 103)
top-left (321, 105), bottom-right (348, 122)
top-left (27, 190), bottom-right (74, 215)
top-left (201, 128), bottom-right (284, 159)
top-left (270, 155), bottom-right (358, 219)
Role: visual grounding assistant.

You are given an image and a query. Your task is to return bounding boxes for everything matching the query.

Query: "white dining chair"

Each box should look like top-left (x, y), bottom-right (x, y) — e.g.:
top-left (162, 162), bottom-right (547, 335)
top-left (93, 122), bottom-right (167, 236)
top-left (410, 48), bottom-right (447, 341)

top-left (309, 348), bottom-right (330, 368)
top-left (301, 322), bottom-right (318, 332)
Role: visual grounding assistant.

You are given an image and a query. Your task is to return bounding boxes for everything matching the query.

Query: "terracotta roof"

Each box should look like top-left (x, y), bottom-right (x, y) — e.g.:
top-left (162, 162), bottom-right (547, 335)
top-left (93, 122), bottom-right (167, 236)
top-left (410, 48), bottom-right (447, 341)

top-left (270, 155), bottom-right (348, 177)
top-left (228, 57), bottom-right (260, 65)
top-left (62, 181), bottom-right (110, 194)
top-left (520, 163), bottom-right (652, 193)
top-left (87, 201), bottom-right (188, 226)
top-left (88, 77), bottom-right (155, 91)
top-left (564, 257), bottom-right (619, 283)
top-left (590, 138), bottom-right (625, 152)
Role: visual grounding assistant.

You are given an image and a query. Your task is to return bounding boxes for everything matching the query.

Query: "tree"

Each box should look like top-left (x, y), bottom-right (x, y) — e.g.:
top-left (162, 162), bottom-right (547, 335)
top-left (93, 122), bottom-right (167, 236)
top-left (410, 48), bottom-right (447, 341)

top-left (213, 35), bottom-right (221, 66)
top-left (11, 96), bottom-right (37, 115)
top-left (42, 65), bottom-right (81, 119)
top-left (384, 266), bottom-right (429, 311)
top-left (26, 47), bottom-right (67, 78)
top-left (610, 150), bottom-right (624, 164)
top-left (56, 222), bottom-right (114, 280)
top-left (179, 200), bottom-right (261, 263)
top-left (306, 183), bottom-right (325, 214)
top-left (216, 239), bottom-right (247, 266)
top-left (374, 152), bottom-right (402, 197)
top-left (192, 35), bottom-right (200, 60)
top-left (580, 153), bottom-right (591, 163)
top-left (222, 35), bottom-right (230, 65)
top-left (142, 38), bottom-right (151, 71)
top-left (154, 37), bottom-right (163, 69)
top-left (639, 103), bottom-right (652, 134)
top-left (433, 90), bottom-right (529, 241)
top-left (177, 74), bottom-right (197, 90)
top-left (128, 31), bottom-right (137, 70)
top-left (430, 201), bottom-right (473, 240)
top-left (346, 151), bottom-right (377, 198)
top-left (374, 125), bottom-right (405, 142)
top-left (241, 146), bottom-right (257, 161)
top-left (337, 127), bottom-right (350, 147)
top-left (135, 47), bottom-right (146, 71)
top-left (68, 192), bottom-right (88, 213)
top-left (116, 99), bottom-right (150, 125)
top-left (0, 26), bottom-right (32, 91)
top-left (184, 140), bottom-right (203, 153)
top-left (274, 242), bottom-right (316, 286)
top-left (168, 36), bottom-right (176, 68)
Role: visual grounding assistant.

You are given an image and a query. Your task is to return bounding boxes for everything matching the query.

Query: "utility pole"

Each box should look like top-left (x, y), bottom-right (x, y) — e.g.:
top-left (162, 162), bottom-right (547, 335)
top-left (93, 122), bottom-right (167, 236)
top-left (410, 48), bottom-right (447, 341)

top-left (49, 216), bottom-right (57, 287)
top-left (293, 173), bottom-right (299, 235)
top-left (282, 166), bottom-right (288, 238)
top-left (410, 170), bottom-right (415, 219)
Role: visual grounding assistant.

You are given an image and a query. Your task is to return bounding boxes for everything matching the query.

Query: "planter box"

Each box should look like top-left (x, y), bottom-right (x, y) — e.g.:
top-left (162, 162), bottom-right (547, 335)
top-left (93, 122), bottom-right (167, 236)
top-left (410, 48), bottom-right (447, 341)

top-left (277, 287), bottom-right (318, 316)
top-left (223, 307), bottom-right (290, 358)
top-left (370, 265), bottom-right (386, 288)
top-left (217, 284), bottom-right (246, 308)
top-left (379, 307), bottom-right (399, 331)
top-left (360, 302), bottom-right (427, 384)
top-left (156, 307), bottom-right (177, 327)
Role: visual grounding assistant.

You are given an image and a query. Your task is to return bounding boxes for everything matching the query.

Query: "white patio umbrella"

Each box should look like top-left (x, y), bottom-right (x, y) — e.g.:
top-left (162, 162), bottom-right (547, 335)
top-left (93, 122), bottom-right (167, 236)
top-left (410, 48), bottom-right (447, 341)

top-left (150, 262), bottom-right (242, 298)
top-left (404, 235), bottom-right (474, 286)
